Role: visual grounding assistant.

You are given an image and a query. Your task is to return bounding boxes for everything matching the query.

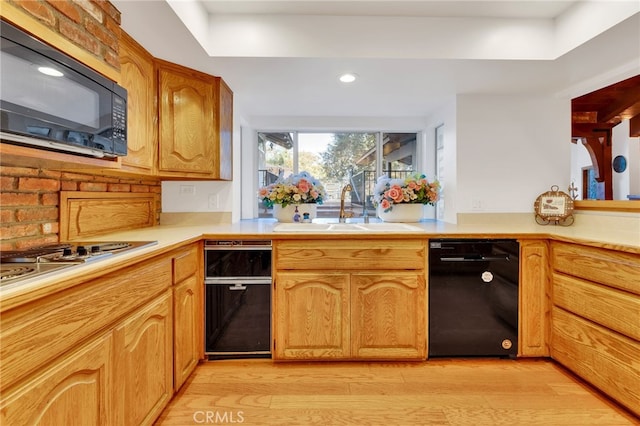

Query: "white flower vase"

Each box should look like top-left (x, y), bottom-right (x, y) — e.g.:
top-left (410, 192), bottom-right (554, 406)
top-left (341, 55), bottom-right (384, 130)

top-left (377, 204), bottom-right (423, 222)
top-left (273, 204), bottom-right (318, 222)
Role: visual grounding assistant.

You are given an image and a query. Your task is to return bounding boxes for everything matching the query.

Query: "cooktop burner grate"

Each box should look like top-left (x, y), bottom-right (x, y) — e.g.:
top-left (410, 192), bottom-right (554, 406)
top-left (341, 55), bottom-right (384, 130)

top-left (0, 241), bottom-right (157, 286)
top-left (1, 265), bottom-right (36, 281)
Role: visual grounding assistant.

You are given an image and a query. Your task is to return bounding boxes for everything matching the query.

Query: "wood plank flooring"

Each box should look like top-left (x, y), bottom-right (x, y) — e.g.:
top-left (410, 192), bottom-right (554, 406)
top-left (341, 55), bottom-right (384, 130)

top-left (156, 358), bottom-right (639, 425)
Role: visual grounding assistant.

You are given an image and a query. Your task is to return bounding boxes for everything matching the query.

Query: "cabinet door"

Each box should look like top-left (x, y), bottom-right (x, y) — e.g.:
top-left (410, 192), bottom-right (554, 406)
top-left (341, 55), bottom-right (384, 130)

top-left (158, 62), bottom-right (215, 176)
top-left (174, 275), bottom-right (201, 390)
top-left (0, 332), bottom-right (113, 425)
top-left (274, 272), bottom-right (350, 359)
top-left (119, 31), bottom-right (156, 174)
top-left (114, 291), bottom-right (173, 426)
top-left (519, 239), bottom-right (549, 357)
top-left (351, 272), bottom-right (426, 359)
top-left (216, 78), bottom-right (233, 180)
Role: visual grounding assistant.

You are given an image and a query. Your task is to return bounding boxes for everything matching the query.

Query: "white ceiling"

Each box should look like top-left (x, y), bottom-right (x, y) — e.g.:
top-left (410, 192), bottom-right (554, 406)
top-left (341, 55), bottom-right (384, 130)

top-left (199, 1), bottom-right (575, 18)
top-left (112, 1), bottom-right (640, 124)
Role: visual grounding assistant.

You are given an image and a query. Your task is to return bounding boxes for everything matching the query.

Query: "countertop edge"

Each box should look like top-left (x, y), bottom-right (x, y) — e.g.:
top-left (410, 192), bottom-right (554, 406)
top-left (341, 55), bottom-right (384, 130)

top-left (1, 219), bottom-right (638, 311)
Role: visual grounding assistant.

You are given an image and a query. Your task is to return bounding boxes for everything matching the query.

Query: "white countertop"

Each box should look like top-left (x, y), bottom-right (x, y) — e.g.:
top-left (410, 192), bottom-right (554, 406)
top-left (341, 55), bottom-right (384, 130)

top-left (2, 212), bottom-right (638, 306)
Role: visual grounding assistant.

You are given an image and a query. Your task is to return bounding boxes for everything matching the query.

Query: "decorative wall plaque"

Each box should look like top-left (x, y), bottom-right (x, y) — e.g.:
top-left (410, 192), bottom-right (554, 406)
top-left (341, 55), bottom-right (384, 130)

top-left (534, 185), bottom-right (574, 226)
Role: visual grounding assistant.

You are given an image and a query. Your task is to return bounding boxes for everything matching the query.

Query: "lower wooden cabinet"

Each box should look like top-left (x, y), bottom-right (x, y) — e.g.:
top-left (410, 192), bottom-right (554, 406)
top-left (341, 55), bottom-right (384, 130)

top-left (274, 272), bottom-right (350, 359)
top-left (171, 243), bottom-right (203, 390)
top-left (113, 290), bottom-right (173, 426)
top-left (0, 332), bottom-right (114, 425)
top-left (274, 269), bottom-right (426, 360)
top-left (518, 239), bottom-right (549, 357)
top-left (351, 272), bottom-right (426, 359)
top-left (173, 275), bottom-right (201, 389)
top-left (0, 245), bottom-right (198, 426)
top-left (550, 241), bottom-right (640, 417)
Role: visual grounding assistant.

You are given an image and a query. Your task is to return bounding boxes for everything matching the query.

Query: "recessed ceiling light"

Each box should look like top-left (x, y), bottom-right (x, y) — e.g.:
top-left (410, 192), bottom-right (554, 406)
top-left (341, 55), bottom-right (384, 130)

top-left (38, 66), bottom-right (63, 77)
top-left (339, 73), bottom-right (357, 83)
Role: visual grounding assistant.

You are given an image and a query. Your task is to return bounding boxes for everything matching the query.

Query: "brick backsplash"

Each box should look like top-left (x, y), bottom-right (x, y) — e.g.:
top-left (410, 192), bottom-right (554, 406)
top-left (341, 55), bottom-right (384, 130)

top-left (0, 167), bottom-right (161, 250)
top-left (6, 0), bottom-right (122, 70)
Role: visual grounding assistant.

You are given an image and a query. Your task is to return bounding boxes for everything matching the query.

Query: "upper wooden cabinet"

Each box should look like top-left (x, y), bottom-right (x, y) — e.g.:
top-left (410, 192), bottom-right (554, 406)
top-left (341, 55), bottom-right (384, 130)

top-left (157, 59), bottom-right (217, 178)
top-left (216, 78), bottom-right (233, 181)
top-left (119, 32), bottom-right (157, 175)
top-left (116, 33), bottom-right (233, 180)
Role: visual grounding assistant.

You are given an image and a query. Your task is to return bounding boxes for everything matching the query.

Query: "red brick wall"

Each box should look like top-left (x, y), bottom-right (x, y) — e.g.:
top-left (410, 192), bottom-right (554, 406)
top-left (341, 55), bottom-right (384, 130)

top-left (0, 167), bottom-right (161, 250)
top-left (5, 0), bottom-right (122, 70)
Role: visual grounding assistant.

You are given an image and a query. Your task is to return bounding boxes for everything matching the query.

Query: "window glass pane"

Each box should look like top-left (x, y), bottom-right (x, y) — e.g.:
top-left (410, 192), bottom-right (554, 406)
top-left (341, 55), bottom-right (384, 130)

top-left (382, 133), bottom-right (416, 177)
top-left (322, 133), bottom-right (376, 216)
top-left (258, 132), bottom-right (293, 217)
top-left (257, 131), bottom-right (418, 218)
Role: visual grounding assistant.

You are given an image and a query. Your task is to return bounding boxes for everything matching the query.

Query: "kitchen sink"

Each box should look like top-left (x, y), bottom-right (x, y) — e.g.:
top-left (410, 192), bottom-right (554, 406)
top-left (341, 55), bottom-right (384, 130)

top-left (273, 222), bottom-right (423, 233)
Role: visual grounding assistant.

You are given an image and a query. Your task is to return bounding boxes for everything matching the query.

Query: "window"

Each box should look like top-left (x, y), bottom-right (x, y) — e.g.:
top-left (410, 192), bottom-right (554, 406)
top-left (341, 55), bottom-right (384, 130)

top-left (257, 131), bottom-right (418, 218)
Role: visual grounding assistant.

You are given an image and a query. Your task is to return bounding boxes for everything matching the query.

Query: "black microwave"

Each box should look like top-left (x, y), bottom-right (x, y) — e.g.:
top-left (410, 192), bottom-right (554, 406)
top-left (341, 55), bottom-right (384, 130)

top-left (0, 20), bottom-right (127, 158)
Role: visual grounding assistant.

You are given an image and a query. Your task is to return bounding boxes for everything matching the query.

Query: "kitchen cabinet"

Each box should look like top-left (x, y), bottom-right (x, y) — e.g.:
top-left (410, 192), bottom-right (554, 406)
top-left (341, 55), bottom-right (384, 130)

top-left (171, 243), bottom-right (203, 390)
top-left (119, 42), bottom-right (232, 179)
top-left (273, 239), bottom-right (427, 360)
top-left (215, 77), bottom-right (233, 180)
top-left (549, 241), bottom-right (640, 417)
top-left (351, 272), bottom-right (426, 359)
top-left (119, 31), bottom-right (157, 175)
top-left (274, 272), bottom-right (350, 359)
top-left (157, 59), bottom-right (216, 178)
top-left (0, 252), bottom-right (175, 425)
top-left (518, 239), bottom-right (550, 357)
top-left (0, 331), bottom-right (114, 425)
top-left (113, 290), bottom-right (173, 426)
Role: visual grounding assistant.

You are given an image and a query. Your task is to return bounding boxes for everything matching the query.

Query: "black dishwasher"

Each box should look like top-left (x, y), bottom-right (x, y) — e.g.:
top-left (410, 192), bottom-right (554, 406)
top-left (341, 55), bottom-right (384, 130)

top-left (428, 239), bottom-right (519, 357)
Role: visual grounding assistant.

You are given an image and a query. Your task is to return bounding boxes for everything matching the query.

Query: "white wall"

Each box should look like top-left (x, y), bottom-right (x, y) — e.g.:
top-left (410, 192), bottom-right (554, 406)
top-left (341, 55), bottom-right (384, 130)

top-left (161, 180), bottom-right (233, 213)
top-left (426, 97), bottom-right (457, 223)
top-left (240, 124), bottom-right (259, 220)
top-left (455, 94), bottom-right (570, 214)
top-left (163, 95), bottom-right (573, 222)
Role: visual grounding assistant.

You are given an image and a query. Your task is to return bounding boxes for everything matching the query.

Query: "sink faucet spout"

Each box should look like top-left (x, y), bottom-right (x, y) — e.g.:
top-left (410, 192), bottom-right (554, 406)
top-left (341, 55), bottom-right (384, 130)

top-left (339, 184), bottom-right (353, 223)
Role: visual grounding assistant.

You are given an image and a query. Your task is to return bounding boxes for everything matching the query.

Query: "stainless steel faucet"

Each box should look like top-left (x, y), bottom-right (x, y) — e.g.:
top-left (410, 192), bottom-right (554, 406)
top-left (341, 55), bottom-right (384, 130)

top-left (339, 184), bottom-right (353, 223)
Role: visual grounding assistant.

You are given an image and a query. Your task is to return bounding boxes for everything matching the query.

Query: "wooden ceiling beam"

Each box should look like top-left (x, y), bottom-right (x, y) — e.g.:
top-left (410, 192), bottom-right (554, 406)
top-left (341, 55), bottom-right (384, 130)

top-left (598, 95), bottom-right (640, 123)
top-left (629, 114), bottom-right (640, 137)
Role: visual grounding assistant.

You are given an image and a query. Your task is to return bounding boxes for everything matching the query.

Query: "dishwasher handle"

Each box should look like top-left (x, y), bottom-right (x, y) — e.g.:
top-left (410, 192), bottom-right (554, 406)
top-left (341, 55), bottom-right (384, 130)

top-left (439, 255), bottom-right (510, 262)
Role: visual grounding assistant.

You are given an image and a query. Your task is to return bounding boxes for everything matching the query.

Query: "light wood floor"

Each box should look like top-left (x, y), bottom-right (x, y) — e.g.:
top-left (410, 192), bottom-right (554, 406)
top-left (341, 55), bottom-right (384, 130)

top-left (156, 358), bottom-right (639, 425)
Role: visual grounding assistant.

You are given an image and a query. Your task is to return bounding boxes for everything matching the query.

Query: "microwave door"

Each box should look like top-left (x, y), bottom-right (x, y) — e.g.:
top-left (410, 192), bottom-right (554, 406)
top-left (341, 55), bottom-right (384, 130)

top-left (1, 41), bottom-right (104, 127)
top-left (0, 25), bottom-right (125, 157)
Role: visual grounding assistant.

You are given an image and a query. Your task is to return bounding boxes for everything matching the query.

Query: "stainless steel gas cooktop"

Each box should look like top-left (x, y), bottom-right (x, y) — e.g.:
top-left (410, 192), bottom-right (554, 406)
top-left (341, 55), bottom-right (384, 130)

top-left (1, 241), bottom-right (157, 287)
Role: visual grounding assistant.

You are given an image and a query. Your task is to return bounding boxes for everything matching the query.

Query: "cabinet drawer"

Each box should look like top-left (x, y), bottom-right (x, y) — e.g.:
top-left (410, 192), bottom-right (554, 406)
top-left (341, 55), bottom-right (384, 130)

top-left (553, 273), bottom-right (640, 341)
top-left (172, 244), bottom-right (199, 283)
top-left (274, 240), bottom-right (426, 270)
top-left (551, 306), bottom-right (640, 417)
top-left (551, 242), bottom-right (640, 295)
